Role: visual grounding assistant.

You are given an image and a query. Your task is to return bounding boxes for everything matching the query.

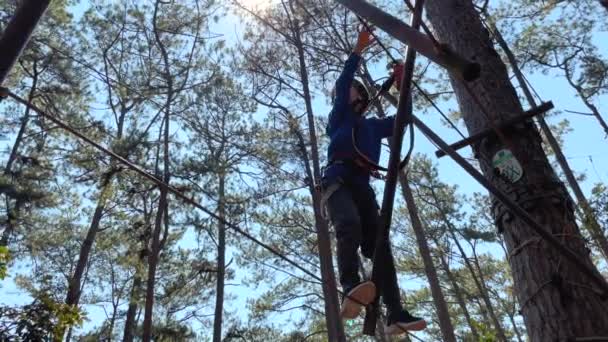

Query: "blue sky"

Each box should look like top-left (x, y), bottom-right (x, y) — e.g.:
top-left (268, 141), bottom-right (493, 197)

top-left (1, 0), bottom-right (607, 339)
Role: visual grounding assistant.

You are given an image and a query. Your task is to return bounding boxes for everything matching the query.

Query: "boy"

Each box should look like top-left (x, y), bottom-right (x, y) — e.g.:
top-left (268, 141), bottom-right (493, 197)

top-left (322, 29), bottom-right (426, 334)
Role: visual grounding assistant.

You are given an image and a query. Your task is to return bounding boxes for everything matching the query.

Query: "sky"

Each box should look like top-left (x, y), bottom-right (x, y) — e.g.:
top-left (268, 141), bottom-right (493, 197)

top-left (1, 0), bottom-right (607, 339)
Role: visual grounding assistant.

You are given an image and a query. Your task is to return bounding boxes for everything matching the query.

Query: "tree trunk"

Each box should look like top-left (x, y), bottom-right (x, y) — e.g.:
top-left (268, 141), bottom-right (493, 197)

top-left (65, 183), bottom-right (111, 307)
top-left (0, 0), bottom-right (50, 84)
top-left (123, 272), bottom-right (142, 342)
top-left (143, 3), bottom-right (173, 339)
top-left (65, 327), bottom-right (73, 342)
top-left (400, 170), bottom-right (457, 342)
top-left (490, 23), bottom-right (608, 263)
top-left (212, 174), bottom-right (226, 342)
top-left (64, 106), bottom-right (130, 312)
top-left (123, 227), bottom-right (148, 342)
top-left (469, 244), bottom-right (509, 340)
top-left (107, 302), bottom-right (118, 340)
top-left (506, 306), bottom-right (525, 342)
top-left (362, 60), bottom-right (456, 341)
top-left (141, 168), bottom-right (168, 342)
top-left (425, 184), bottom-right (508, 341)
top-left (1, 62), bottom-right (38, 247)
top-left (291, 10), bottom-right (345, 341)
top-left (424, 0), bottom-right (608, 339)
top-left (4, 61), bottom-right (37, 175)
top-left (435, 244), bottom-right (480, 341)
top-left (488, 282), bottom-right (526, 342)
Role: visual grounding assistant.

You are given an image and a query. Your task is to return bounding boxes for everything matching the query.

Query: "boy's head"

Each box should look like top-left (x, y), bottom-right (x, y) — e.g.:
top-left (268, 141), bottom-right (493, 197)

top-left (350, 80), bottom-right (370, 116)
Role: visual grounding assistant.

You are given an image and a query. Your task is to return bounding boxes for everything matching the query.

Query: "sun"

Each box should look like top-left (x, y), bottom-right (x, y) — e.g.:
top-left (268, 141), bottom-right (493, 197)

top-left (238, 0), bottom-right (277, 10)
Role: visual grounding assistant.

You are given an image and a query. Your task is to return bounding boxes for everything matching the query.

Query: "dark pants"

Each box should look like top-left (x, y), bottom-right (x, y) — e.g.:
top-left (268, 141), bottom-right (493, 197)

top-left (324, 180), bottom-right (402, 314)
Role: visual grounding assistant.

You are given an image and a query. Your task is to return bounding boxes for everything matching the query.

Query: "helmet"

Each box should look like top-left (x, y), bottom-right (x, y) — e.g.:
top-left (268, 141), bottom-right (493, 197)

top-left (351, 79), bottom-right (370, 107)
top-left (331, 78), bottom-right (370, 107)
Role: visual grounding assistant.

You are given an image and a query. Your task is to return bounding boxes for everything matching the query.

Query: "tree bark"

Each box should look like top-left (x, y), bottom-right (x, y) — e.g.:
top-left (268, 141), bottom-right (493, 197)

top-left (0, 0), bottom-right (50, 84)
top-left (490, 24), bottom-right (608, 263)
top-left (65, 183), bottom-right (111, 307)
top-left (142, 2), bottom-right (173, 339)
top-left (291, 7), bottom-right (345, 340)
top-left (142, 128), bottom-right (169, 342)
top-left (400, 175), bottom-right (457, 342)
top-left (212, 174), bottom-right (227, 342)
top-left (1, 61), bottom-right (38, 247)
top-left (123, 271), bottom-right (142, 342)
top-left (435, 244), bottom-right (480, 341)
top-left (123, 223), bottom-right (148, 342)
top-left (424, 0), bottom-right (608, 339)
top-left (422, 181), bottom-right (508, 340)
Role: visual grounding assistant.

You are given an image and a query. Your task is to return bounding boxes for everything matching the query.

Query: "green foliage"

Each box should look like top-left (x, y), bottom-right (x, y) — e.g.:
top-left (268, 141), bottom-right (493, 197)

top-left (471, 320), bottom-right (498, 342)
top-left (590, 183), bottom-right (608, 230)
top-left (0, 290), bottom-right (84, 341)
top-left (0, 246), bottom-right (9, 280)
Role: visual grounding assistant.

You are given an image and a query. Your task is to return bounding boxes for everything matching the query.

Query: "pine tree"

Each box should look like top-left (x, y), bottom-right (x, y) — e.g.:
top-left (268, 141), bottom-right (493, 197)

top-left (424, 0), bottom-right (608, 338)
top-left (236, 1), bottom-right (344, 339)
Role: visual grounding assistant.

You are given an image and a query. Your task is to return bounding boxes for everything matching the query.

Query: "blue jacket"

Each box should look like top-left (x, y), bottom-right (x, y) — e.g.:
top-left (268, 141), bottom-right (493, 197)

top-left (323, 53), bottom-right (395, 185)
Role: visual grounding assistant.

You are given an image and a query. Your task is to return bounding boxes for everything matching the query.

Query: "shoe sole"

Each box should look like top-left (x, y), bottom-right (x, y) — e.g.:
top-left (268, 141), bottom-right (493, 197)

top-left (340, 281), bottom-right (377, 320)
top-left (385, 319), bottom-right (427, 335)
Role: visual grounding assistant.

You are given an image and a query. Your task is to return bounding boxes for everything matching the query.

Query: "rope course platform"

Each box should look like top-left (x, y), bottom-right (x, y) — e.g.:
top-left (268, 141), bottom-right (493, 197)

top-left (435, 101), bottom-right (555, 158)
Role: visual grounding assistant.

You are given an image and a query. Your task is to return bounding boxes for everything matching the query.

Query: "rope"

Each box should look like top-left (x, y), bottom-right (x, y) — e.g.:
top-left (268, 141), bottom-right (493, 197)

top-left (518, 279), bottom-right (552, 311)
top-left (507, 237), bottom-right (541, 261)
top-left (1, 88), bottom-right (376, 308)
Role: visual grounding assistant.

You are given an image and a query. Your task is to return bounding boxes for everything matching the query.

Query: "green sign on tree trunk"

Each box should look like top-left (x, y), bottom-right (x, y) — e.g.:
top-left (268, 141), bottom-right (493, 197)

top-left (492, 149), bottom-right (523, 183)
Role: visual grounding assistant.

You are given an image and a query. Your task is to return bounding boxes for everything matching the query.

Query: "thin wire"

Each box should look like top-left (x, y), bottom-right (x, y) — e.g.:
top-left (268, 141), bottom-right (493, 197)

top-left (398, 0), bottom-right (516, 154)
top-left (401, 0), bottom-right (440, 49)
top-left (357, 15), bottom-right (466, 140)
top-left (412, 82), bottom-right (466, 139)
top-left (3, 88), bottom-right (385, 312)
top-left (521, 71), bottom-right (544, 104)
top-left (589, 156), bottom-right (605, 183)
top-left (356, 15), bottom-right (399, 63)
top-left (2, 89), bottom-right (338, 296)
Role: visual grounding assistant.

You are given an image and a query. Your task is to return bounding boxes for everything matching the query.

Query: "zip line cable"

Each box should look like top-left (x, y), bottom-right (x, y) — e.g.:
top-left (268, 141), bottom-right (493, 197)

top-left (1, 88), bottom-right (385, 311)
top-left (2, 88), bottom-right (325, 286)
top-left (356, 15), bottom-right (467, 141)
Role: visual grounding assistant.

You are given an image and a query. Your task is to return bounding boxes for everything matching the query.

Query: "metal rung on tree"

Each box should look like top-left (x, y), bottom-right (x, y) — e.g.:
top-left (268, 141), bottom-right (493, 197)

top-left (435, 101), bottom-right (554, 158)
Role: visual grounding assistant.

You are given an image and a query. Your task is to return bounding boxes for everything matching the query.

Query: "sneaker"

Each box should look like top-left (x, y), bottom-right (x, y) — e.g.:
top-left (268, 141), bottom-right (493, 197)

top-left (340, 281), bottom-right (377, 319)
top-left (385, 310), bottom-right (427, 335)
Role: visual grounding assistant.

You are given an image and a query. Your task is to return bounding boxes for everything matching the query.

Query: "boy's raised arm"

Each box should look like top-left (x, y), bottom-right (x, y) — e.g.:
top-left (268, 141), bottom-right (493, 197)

top-left (327, 30), bottom-right (375, 134)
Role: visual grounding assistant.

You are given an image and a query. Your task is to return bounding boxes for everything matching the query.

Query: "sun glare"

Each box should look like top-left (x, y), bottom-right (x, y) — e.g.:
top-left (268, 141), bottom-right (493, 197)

top-left (239, 0), bottom-right (276, 10)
